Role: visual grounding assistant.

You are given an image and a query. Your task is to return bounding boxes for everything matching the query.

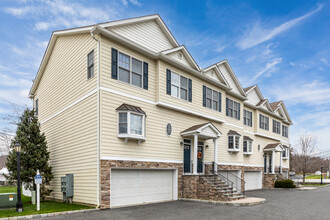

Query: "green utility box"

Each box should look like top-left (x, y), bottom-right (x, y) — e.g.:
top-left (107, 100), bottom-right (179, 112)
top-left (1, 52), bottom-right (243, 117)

top-left (0, 193), bottom-right (17, 208)
top-left (61, 174), bottom-right (73, 203)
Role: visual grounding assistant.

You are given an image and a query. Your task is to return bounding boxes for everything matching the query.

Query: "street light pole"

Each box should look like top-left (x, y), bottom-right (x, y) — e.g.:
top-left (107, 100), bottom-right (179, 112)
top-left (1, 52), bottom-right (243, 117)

top-left (15, 142), bottom-right (23, 212)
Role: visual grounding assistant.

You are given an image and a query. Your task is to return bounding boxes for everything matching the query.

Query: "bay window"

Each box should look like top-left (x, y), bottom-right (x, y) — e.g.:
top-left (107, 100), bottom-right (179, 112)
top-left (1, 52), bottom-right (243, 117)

top-left (243, 136), bottom-right (253, 155)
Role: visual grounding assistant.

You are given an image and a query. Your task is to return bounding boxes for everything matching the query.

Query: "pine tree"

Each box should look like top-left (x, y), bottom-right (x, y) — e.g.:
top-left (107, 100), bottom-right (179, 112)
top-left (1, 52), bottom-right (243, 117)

top-left (5, 108), bottom-right (53, 199)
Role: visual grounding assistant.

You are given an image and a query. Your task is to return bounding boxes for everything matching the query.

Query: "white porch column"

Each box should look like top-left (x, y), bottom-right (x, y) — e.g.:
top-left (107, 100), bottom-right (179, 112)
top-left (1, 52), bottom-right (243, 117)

top-left (280, 150), bottom-right (283, 173)
top-left (272, 150), bottom-right (275, 174)
top-left (213, 138), bottom-right (218, 173)
top-left (193, 134), bottom-right (198, 175)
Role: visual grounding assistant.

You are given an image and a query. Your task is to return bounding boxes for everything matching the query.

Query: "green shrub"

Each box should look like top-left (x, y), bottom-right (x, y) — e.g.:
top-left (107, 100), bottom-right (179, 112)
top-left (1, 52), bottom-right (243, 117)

top-left (274, 179), bottom-right (296, 188)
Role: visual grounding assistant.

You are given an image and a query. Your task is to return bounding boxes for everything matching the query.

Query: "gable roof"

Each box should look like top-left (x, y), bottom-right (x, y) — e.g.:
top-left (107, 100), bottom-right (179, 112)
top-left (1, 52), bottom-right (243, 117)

top-left (270, 101), bottom-right (282, 111)
top-left (162, 46), bottom-right (200, 70)
top-left (263, 143), bottom-right (283, 152)
top-left (243, 85), bottom-right (255, 93)
top-left (181, 122), bottom-right (222, 137)
top-left (202, 64), bottom-right (230, 89)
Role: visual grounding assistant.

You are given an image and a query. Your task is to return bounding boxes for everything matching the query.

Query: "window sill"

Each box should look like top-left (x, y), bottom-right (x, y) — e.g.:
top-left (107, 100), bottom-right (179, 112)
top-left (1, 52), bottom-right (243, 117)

top-left (228, 148), bottom-right (240, 153)
top-left (243, 152), bottom-right (253, 155)
top-left (282, 157), bottom-right (289, 160)
top-left (118, 134), bottom-right (145, 145)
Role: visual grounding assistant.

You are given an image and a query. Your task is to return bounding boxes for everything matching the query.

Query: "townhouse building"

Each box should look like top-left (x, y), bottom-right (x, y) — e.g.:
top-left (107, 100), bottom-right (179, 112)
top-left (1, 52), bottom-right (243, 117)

top-left (29, 14), bottom-right (292, 209)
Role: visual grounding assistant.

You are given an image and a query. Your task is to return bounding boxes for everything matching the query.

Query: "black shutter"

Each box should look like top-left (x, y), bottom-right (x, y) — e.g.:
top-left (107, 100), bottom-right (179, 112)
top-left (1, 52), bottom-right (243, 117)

top-left (188, 79), bottom-right (192, 102)
top-left (226, 98), bottom-right (229, 116)
top-left (273, 120), bottom-right (275, 132)
top-left (202, 86), bottom-right (206, 107)
top-left (266, 117), bottom-right (269, 130)
top-left (218, 92), bottom-right (221, 112)
top-left (238, 103), bottom-right (240, 120)
top-left (111, 48), bottom-right (118, 79)
top-left (166, 69), bottom-right (171, 95)
top-left (250, 111), bottom-right (253, 127)
top-left (143, 62), bottom-right (148, 90)
top-left (259, 114), bottom-right (262, 129)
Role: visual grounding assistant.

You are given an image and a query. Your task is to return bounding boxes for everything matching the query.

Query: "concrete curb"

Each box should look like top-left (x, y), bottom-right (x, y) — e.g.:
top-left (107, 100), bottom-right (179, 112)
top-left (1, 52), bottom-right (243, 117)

top-left (0, 208), bottom-right (99, 220)
top-left (179, 197), bottom-right (266, 207)
top-left (297, 187), bottom-right (317, 191)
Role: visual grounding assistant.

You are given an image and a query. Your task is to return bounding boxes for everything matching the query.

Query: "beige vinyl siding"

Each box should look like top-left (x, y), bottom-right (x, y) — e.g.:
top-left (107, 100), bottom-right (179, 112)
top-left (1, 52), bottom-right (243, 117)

top-left (109, 20), bottom-right (174, 53)
top-left (167, 52), bottom-right (193, 69)
top-left (34, 34), bottom-right (97, 123)
top-left (217, 63), bottom-right (241, 96)
top-left (246, 89), bottom-right (262, 106)
top-left (41, 93), bottom-right (97, 205)
top-left (100, 37), bottom-right (157, 102)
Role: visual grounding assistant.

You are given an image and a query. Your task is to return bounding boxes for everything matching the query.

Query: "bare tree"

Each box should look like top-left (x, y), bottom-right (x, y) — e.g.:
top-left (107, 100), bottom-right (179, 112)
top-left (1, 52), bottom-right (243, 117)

top-left (294, 133), bottom-right (317, 184)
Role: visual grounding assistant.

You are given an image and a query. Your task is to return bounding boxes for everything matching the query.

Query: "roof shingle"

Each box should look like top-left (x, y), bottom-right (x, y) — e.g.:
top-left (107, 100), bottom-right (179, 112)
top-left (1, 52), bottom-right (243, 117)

top-left (116, 103), bottom-right (146, 114)
top-left (227, 130), bottom-right (241, 136)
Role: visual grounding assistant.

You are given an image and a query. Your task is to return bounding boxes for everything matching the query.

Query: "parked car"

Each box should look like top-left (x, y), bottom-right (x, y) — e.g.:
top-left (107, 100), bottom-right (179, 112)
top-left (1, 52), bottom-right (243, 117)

top-left (289, 172), bottom-right (296, 176)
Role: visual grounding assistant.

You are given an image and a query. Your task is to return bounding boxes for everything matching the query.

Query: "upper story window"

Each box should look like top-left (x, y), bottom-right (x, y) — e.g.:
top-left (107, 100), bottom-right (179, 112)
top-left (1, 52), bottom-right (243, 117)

top-left (259, 114), bottom-right (269, 130)
top-left (243, 136), bottom-right (253, 155)
top-left (87, 50), bottom-right (94, 79)
top-left (203, 86), bottom-right (221, 111)
top-left (282, 147), bottom-right (289, 159)
top-left (243, 110), bottom-right (252, 127)
top-left (273, 120), bottom-right (281, 134)
top-left (111, 48), bottom-right (149, 90)
top-left (166, 69), bottom-right (192, 102)
top-left (282, 125), bottom-right (288, 138)
top-left (227, 130), bottom-right (240, 152)
top-left (116, 103), bottom-right (146, 144)
top-left (35, 99), bottom-right (39, 116)
top-left (226, 98), bottom-right (240, 120)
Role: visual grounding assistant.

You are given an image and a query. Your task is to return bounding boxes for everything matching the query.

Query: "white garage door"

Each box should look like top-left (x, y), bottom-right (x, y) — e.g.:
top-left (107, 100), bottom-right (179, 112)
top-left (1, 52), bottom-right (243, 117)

top-left (110, 169), bottom-right (175, 208)
top-left (245, 171), bottom-right (262, 191)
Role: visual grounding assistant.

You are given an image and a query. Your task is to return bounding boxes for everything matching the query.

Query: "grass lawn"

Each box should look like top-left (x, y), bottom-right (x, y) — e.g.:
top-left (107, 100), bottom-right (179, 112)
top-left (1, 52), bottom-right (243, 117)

top-left (0, 186), bottom-right (93, 218)
top-left (306, 175), bottom-right (328, 179)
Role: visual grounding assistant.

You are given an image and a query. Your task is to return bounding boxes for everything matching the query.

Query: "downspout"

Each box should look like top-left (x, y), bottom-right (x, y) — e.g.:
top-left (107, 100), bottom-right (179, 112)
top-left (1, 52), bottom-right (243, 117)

top-left (91, 28), bottom-right (100, 208)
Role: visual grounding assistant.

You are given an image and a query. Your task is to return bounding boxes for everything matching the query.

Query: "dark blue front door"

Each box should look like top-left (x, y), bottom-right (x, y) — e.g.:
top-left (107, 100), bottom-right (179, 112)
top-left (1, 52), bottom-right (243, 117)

top-left (183, 139), bottom-right (191, 173)
top-left (197, 142), bottom-right (204, 173)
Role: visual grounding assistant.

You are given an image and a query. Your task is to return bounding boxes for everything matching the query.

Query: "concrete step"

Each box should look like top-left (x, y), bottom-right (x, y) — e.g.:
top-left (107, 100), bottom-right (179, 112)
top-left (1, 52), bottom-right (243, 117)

top-left (224, 192), bottom-right (243, 196)
top-left (228, 195), bottom-right (246, 200)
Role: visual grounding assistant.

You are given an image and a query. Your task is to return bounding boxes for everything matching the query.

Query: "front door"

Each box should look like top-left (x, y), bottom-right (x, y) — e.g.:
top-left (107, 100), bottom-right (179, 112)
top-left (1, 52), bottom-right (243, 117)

top-left (183, 139), bottom-right (191, 173)
top-left (197, 142), bottom-right (204, 173)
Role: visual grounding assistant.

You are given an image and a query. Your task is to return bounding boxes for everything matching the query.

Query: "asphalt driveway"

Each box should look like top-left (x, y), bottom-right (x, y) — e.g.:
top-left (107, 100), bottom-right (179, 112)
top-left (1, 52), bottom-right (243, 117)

top-left (43, 186), bottom-right (330, 220)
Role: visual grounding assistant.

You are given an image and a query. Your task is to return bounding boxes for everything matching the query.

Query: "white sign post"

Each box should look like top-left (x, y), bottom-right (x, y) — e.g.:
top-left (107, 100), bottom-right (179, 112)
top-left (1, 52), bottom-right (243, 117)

top-left (34, 170), bottom-right (42, 211)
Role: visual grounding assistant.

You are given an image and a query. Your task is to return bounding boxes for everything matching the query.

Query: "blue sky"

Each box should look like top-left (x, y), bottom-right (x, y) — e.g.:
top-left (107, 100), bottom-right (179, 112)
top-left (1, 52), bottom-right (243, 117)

top-left (0, 0), bottom-right (329, 151)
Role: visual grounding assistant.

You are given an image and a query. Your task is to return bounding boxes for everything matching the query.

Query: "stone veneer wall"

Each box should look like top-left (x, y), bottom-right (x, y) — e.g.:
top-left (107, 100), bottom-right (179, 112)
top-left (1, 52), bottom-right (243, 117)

top-left (263, 174), bottom-right (275, 188)
top-left (100, 160), bottom-right (183, 209)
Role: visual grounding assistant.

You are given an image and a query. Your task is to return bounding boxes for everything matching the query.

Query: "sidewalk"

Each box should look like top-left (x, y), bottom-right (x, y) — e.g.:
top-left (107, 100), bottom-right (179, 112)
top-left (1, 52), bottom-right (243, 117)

top-left (293, 179), bottom-right (330, 184)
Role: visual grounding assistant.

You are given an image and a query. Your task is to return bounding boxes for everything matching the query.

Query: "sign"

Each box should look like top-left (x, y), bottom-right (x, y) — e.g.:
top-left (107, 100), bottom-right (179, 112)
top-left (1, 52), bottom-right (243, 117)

top-left (35, 174), bottom-right (42, 184)
top-left (9, 195), bottom-right (13, 201)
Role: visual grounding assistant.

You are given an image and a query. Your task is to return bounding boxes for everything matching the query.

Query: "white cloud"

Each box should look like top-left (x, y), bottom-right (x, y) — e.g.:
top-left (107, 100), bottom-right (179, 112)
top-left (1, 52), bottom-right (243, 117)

top-left (237, 4), bottom-right (323, 50)
top-left (4, 6), bottom-right (33, 16)
top-left (128, 0), bottom-right (141, 6)
top-left (249, 58), bottom-right (282, 83)
top-left (321, 58), bottom-right (330, 66)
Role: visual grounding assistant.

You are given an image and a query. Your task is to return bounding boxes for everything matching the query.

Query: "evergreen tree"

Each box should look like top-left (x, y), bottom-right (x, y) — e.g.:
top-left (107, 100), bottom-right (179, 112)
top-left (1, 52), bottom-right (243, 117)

top-left (5, 108), bottom-right (53, 198)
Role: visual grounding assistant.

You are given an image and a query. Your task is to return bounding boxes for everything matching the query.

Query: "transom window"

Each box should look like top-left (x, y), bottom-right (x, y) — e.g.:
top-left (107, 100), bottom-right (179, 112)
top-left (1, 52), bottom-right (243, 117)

top-left (226, 98), bottom-right (240, 120)
top-left (273, 119), bottom-right (281, 134)
top-left (259, 114), bottom-right (269, 130)
top-left (243, 140), bottom-right (253, 154)
top-left (118, 52), bottom-right (143, 88)
top-left (243, 110), bottom-right (252, 127)
top-left (228, 135), bottom-right (240, 151)
top-left (205, 86), bottom-right (219, 111)
top-left (171, 72), bottom-right (188, 100)
top-left (282, 125), bottom-right (288, 138)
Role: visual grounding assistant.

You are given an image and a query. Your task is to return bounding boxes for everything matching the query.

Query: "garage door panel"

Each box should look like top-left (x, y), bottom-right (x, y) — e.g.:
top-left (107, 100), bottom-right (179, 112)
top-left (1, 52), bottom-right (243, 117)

top-left (245, 171), bottom-right (262, 191)
top-left (111, 169), bottom-right (174, 208)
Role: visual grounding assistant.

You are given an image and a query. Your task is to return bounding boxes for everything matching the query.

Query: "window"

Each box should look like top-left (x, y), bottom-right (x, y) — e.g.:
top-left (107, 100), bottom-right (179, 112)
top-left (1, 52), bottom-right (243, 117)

top-left (264, 154), bottom-right (267, 173)
top-left (166, 123), bottom-right (172, 136)
top-left (226, 98), bottom-right (240, 120)
top-left (204, 86), bottom-right (219, 111)
top-left (132, 58), bottom-right (142, 87)
top-left (171, 72), bottom-right (188, 101)
top-left (130, 113), bottom-right (143, 135)
top-left (243, 140), bottom-right (253, 154)
top-left (87, 50), bottom-right (94, 79)
top-left (273, 120), bottom-right (281, 134)
top-left (118, 112), bottom-right (145, 138)
top-left (282, 148), bottom-right (289, 159)
top-left (282, 125), bottom-right (288, 137)
top-left (259, 114), bottom-right (269, 130)
top-left (118, 52), bottom-right (144, 88)
top-left (243, 110), bottom-right (252, 127)
top-left (119, 113), bottom-right (127, 134)
top-left (35, 99), bottom-right (39, 116)
top-left (228, 135), bottom-right (240, 151)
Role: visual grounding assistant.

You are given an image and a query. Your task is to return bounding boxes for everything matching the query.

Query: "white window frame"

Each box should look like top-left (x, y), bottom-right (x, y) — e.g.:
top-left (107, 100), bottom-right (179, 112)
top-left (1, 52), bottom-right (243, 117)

top-left (243, 140), bottom-right (253, 155)
top-left (273, 120), bottom-right (281, 134)
top-left (171, 72), bottom-right (189, 101)
top-left (117, 111), bottom-right (146, 144)
top-left (227, 98), bottom-right (240, 120)
top-left (243, 110), bottom-right (252, 127)
top-left (260, 114), bottom-right (269, 130)
top-left (205, 86), bottom-right (218, 111)
top-left (117, 51), bottom-right (144, 88)
top-left (282, 148), bottom-right (289, 159)
top-left (228, 135), bottom-right (240, 152)
top-left (282, 125), bottom-right (289, 138)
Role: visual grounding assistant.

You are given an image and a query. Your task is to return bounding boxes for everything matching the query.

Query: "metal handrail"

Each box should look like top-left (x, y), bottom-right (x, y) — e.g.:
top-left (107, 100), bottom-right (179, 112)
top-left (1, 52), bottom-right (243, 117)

top-left (217, 172), bottom-right (234, 194)
top-left (218, 170), bottom-right (245, 195)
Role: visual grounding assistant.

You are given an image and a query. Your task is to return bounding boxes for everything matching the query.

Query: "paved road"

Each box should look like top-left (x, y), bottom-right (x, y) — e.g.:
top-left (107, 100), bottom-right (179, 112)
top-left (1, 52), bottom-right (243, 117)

top-left (43, 186), bottom-right (330, 220)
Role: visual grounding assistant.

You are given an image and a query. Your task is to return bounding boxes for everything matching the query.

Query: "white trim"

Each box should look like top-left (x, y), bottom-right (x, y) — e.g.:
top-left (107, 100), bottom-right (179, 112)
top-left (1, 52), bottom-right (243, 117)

top-left (255, 132), bottom-right (281, 141)
top-left (101, 156), bottom-right (182, 164)
top-left (224, 122), bottom-right (243, 130)
top-left (162, 46), bottom-right (200, 71)
top-left (243, 130), bottom-right (254, 135)
top-left (156, 101), bottom-right (225, 124)
top-left (217, 162), bottom-right (264, 168)
top-left (40, 89), bottom-right (97, 125)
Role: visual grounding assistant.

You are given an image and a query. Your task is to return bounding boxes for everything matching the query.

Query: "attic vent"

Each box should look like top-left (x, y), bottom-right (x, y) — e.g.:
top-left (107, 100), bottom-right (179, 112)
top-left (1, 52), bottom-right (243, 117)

top-left (177, 52), bottom-right (183, 60)
top-left (211, 70), bottom-right (215, 76)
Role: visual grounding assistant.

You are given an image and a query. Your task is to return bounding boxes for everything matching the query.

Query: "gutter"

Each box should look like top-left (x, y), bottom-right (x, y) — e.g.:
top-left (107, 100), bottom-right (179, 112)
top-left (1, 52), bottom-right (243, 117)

top-left (91, 28), bottom-right (101, 208)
